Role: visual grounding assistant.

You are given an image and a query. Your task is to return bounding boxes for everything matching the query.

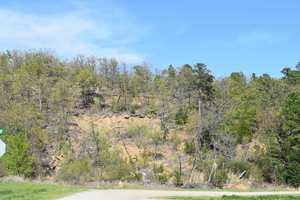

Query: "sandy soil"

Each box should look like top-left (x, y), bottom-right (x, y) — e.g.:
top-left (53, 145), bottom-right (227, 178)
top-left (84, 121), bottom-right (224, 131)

top-left (57, 189), bottom-right (300, 200)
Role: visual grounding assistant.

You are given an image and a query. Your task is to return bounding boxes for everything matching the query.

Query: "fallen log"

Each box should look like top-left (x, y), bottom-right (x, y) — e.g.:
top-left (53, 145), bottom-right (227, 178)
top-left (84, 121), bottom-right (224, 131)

top-left (239, 171), bottom-right (246, 179)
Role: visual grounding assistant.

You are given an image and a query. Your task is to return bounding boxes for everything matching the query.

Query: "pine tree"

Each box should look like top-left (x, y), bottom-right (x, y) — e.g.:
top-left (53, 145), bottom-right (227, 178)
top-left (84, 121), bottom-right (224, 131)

top-left (280, 91), bottom-right (300, 153)
top-left (237, 119), bottom-right (252, 143)
top-left (3, 133), bottom-right (34, 177)
top-left (261, 128), bottom-right (281, 184)
top-left (172, 170), bottom-right (183, 187)
top-left (278, 91), bottom-right (300, 187)
top-left (285, 152), bottom-right (300, 187)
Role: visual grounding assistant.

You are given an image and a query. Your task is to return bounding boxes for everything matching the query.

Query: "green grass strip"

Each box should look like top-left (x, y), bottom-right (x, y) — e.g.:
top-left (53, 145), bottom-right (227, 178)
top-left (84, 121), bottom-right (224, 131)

top-left (154, 195), bottom-right (300, 200)
top-left (0, 182), bottom-right (87, 200)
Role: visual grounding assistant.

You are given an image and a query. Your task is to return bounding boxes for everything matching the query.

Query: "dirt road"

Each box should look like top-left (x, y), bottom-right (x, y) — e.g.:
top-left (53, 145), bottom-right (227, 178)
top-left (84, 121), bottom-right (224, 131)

top-left (58, 189), bottom-right (300, 200)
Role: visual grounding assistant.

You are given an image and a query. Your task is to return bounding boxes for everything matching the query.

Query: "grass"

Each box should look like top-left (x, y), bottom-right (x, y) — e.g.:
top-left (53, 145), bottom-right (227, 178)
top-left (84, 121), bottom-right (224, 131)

top-left (153, 196), bottom-right (218, 200)
top-left (153, 195), bottom-right (300, 200)
top-left (153, 194), bottom-right (300, 200)
top-left (0, 182), bottom-right (87, 200)
top-left (0, 182), bottom-right (298, 200)
top-left (119, 186), bottom-right (291, 192)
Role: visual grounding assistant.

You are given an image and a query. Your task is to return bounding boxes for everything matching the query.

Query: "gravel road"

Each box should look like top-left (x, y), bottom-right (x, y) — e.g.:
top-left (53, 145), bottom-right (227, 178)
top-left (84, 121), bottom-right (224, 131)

top-left (58, 189), bottom-right (300, 200)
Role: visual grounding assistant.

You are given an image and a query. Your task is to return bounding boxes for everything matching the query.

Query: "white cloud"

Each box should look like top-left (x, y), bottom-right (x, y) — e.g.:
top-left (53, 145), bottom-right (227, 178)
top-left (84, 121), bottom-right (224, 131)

top-left (238, 30), bottom-right (287, 45)
top-left (0, 8), bottom-right (147, 63)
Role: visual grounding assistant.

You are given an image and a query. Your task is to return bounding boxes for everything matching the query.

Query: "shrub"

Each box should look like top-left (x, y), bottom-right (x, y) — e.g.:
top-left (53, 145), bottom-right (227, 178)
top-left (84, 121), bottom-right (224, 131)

top-left (130, 106), bottom-right (136, 114)
top-left (214, 157), bottom-right (229, 188)
top-left (125, 171), bottom-right (143, 182)
top-left (250, 165), bottom-right (264, 189)
top-left (156, 173), bottom-right (169, 184)
top-left (237, 119), bottom-right (252, 143)
top-left (2, 133), bottom-right (34, 178)
top-left (127, 125), bottom-right (137, 138)
top-left (171, 130), bottom-right (181, 151)
top-left (133, 172), bottom-right (142, 182)
top-left (140, 150), bottom-right (150, 168)
top-left (148, 98), bottom-right (158, 114)
top-left (151, 163), bottom-right (169, 184)
top-left (172, 170), bottom-right (183, 187)
top-left (105, 158), bottom-right (132, 182)
top-left (59, 154), bottom-right (93, 182)
top-left (175, 107), bottom-right (188, 125)
top-left (0, 157), bottom-right (6, 177)
top-left (215, 170), bottom-right (228, 188)
top-left (231, 159), bottom-right (251, 179)
top-left (153, 163), bottom-right (164, 173)
top-left (184, 141), bottom-right (195, 156)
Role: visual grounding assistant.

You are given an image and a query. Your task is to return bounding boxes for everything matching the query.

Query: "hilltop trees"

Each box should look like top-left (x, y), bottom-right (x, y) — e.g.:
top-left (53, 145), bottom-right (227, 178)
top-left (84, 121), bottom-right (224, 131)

top-left (281, 66), bottom-right (300, 85)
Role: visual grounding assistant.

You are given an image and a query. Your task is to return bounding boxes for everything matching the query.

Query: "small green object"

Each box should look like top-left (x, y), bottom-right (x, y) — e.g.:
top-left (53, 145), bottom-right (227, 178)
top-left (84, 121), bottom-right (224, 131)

top-left (0, 130), bottom-right (2, 134)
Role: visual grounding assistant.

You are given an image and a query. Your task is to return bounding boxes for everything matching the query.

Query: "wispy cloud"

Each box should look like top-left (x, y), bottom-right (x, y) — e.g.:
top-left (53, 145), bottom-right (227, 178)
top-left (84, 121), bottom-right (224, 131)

top-left (238, 30), bottom-right (287, 45)
top-left (0, 5), bottom-right (148, 63)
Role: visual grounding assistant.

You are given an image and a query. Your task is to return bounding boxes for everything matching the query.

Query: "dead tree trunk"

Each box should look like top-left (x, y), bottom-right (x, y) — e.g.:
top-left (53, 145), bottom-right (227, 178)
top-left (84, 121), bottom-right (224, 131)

top-left (198, 88), bottom-right (201, 115)
top-left (273, 164), bottom-right (277, 185)
top-left (179, 155), bottom-right (182, 176)
top-left (208, 154), bottom-right (217, 184)
top-left (118, 132), bottom-right (131, 159)
top-left (39, 85), bottom-right (42, 115)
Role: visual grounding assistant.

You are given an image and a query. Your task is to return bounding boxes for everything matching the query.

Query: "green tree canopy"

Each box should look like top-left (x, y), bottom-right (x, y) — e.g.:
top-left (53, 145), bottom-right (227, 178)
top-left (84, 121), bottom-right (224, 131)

top-left (2, 133), bottom-right (34, 177)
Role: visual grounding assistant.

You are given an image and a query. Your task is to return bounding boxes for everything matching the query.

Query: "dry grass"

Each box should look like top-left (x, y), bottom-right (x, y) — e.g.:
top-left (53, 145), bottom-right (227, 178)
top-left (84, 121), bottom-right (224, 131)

top-left (0, 175), bottom-right (27, 183)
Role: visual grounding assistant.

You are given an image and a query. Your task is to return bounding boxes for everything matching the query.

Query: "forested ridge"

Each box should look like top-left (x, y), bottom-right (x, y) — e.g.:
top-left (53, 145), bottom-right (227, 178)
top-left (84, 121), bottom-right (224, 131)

top-left (0, 49), bottom-right (300, 188)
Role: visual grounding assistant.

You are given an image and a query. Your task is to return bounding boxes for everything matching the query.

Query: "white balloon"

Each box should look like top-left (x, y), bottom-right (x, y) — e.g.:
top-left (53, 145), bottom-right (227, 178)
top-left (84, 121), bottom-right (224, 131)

top-left (0, 139), bottom-right (5, 158)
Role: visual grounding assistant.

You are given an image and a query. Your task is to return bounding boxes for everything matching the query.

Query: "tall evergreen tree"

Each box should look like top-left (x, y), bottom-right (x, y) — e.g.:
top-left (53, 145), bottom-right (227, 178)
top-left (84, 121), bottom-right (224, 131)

top-left (2, 133), bottom-right (34, 177)
top-left (192, 63), bottom-right (214, 115)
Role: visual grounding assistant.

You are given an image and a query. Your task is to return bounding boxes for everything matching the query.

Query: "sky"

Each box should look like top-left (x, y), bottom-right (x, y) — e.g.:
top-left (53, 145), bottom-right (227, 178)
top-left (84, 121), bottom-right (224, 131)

top-left (1, 0), bottom-right (300, 78)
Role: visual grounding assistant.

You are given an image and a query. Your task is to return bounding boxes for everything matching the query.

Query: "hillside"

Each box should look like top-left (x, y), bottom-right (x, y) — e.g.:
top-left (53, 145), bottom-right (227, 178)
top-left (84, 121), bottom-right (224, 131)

top-left (0, 49), bottom-right (300, 189)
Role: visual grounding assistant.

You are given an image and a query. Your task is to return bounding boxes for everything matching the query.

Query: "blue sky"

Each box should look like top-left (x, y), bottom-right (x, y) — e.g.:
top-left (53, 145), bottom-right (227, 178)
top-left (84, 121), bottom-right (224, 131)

top-left (1, 0), bottom-right (299, 78)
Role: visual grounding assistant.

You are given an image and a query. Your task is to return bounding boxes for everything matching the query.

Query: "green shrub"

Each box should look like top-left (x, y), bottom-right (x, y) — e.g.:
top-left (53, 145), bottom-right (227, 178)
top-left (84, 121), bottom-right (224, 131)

top-left (175, 107), bottom-right (188, 125)
top-left (250, 165), bottom-right (264, 188)
top-left (156, 173), bottom-right (169, 184)
top-left (151, 163), bottom-right (169, 184)
top-left (59, 154), bottom-right (93, 182)
top-left (133, 172), bottom-right (142, 182)
top-left (153, 163), bottom-right (164, 173)
top-left (231, 159), bottom-right (251, 179)
top-left (125, 171), bottom-right (143, 182)
top-left (184, 141), bottom-right (195, 156)
top-left (0, 158), bottom-right (5, 177)
top-left (171, 130), bottom-right (181, 151)
top-left (213, 157), bottom-right (229, 188)
top-left (148, 98), bottom-right (158, 114)
top-left (215, 170), bottom-right (228, 188)
top-left (172, 170), bottom-right (183, 187)
top-left (127, 125), bottom-right (137, 138)
top-left (130, 106), bottom-right (136, 114)
top-left (237, 119), bottom-right (252, 143)
top-left (2, 133), bottom-right (34, 178)
top-left (140, 150), bottom-right (150, 168)
top-left (105, 158), bottom-right (132, 182)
